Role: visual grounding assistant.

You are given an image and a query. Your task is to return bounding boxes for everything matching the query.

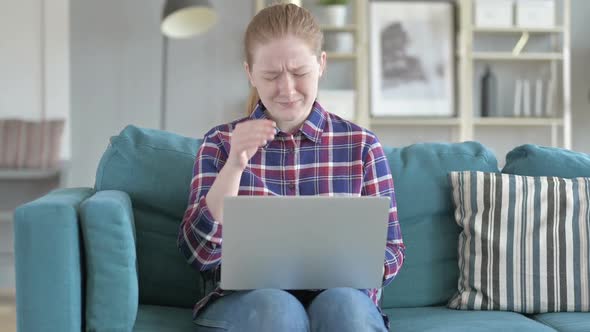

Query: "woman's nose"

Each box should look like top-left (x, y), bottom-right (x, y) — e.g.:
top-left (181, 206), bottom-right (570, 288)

top-left (277, 74), bottom-right (296, 96)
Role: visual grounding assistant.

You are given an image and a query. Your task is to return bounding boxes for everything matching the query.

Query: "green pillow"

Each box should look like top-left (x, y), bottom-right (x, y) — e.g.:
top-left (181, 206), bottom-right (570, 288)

top-left (80, 190), bottom-right (138, 331)
top-left (95, 125), bottom-right (206, 307)
top-left (380, 141), bottom-right (499, 308)
top-left (503, 144), bottom-right (590, 178)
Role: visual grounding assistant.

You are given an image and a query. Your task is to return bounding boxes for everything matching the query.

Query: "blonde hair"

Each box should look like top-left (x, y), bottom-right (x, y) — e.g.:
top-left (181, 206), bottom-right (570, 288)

top-left (244, 3), bottom-right (323, 115)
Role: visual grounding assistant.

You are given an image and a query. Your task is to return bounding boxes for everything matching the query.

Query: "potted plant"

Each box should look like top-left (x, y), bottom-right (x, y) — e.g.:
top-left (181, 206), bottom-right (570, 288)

top-left (317, 0), bottom-right (349, 27)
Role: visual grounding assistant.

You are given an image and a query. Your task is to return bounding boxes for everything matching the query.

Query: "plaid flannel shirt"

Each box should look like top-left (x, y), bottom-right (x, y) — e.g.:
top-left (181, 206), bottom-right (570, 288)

top-left (178, 101), bottom-right (405, 324)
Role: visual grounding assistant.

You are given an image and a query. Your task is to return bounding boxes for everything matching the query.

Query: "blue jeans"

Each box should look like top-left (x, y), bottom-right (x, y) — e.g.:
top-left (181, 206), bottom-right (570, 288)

top-left (193, 288), bottom-right (388, 331)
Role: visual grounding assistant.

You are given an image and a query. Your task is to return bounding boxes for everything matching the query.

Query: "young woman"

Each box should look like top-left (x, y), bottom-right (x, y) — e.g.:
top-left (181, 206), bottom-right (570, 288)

top-left (178, 3), bottom-right (405, 331)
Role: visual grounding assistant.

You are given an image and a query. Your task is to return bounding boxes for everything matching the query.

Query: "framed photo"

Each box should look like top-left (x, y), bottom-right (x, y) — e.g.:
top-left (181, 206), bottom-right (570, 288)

top-left (369, 1), bottom-right (455, 117)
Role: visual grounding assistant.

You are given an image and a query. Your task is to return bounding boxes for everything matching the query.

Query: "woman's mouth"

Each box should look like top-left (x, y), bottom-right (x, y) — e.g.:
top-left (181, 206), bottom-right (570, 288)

top-left (277, 100), bottom-right (300, 108)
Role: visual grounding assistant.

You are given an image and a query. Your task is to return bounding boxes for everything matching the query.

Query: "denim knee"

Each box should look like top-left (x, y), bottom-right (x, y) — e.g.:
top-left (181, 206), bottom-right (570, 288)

top-left (239, 289), bottom-right (309, 331)
top-left (307, 288), bottom-right (387, 332)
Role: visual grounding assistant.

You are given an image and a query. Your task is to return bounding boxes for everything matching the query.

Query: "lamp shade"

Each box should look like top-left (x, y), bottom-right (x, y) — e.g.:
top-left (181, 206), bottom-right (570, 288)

top-left (161, 0), bottom-right (217, 39)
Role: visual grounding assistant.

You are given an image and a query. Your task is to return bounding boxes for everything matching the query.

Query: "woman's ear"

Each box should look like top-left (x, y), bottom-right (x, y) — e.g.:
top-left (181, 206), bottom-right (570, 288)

top-left (319, 51), bottom-right (327, 78)
top-left (244, 61), bottom-right (256, 87)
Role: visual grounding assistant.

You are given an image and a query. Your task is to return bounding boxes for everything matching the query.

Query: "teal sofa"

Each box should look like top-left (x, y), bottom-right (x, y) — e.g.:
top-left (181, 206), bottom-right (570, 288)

top-left (13, 125), bottom-right (590, 331)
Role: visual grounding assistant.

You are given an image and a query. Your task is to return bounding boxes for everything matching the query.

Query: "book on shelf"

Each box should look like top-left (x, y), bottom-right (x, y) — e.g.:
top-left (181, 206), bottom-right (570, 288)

top-left (0, 119), bottom-right (64, 169)
top-left (546, 77), bottom-right (557, 117)
top-left (523, 79), bottom-right (531, 117)
top-left (534, 79), bottom-right (544, 117)
top-left (513, 79), bottom-right (523, 117)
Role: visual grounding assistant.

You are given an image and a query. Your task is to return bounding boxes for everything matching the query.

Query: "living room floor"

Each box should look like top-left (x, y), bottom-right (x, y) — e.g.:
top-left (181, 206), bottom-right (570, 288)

top-left (0, 290), bottom-right (15, 332)
top-left (0, 213), bottom-right (16, 332)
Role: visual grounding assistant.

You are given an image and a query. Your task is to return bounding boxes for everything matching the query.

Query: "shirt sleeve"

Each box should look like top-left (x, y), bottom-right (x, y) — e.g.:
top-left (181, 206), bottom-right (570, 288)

top-left (362, 138), bottom-right (406, 288)
top-left (178, 130), bottom-right (226, 272)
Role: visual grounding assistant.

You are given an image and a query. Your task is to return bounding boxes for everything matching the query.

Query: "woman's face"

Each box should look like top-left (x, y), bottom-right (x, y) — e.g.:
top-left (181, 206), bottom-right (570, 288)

top-left (245, 35), bottom-right (326, 133)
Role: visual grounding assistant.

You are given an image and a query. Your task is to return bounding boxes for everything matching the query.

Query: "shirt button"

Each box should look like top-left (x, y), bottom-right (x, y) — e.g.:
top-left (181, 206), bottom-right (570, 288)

top-left (288, 183), bottom-right (296, 190)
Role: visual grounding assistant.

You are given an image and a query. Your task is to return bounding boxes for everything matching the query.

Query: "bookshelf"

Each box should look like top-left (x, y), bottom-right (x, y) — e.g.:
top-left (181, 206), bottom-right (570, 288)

top-left (458, 0), bottom-right (571, 149)
top-left (253, 0), bottom-right (571, 150)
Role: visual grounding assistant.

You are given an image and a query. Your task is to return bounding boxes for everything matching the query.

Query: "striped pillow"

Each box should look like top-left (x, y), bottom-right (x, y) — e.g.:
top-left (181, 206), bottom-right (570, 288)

top-left (447, 171), bottom-right (590, 313)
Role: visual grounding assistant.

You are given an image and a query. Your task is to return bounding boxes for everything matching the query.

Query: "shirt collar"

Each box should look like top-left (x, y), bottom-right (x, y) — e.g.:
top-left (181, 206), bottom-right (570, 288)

top-left (250, 100), bottom-right (326, 143)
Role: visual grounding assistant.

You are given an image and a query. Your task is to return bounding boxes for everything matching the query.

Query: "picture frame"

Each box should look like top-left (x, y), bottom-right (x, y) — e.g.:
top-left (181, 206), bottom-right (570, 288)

top-left (369, 1), bottom-right (455, 117)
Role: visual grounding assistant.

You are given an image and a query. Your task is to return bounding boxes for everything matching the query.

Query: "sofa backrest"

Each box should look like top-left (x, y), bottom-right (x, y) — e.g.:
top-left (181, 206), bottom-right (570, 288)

top-left (502, 144), bottom-right (590, 177)
top-left (380, 142), bottom-right (499, 308)
top-left (95, 125), bottom-right (205, 308)
top-left (94, 125), bottom-right (502, 309)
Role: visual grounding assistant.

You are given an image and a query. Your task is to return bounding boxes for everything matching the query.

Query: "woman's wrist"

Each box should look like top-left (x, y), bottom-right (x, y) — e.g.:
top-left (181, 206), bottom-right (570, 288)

top-left (222, 160), bottom-right (246, 175)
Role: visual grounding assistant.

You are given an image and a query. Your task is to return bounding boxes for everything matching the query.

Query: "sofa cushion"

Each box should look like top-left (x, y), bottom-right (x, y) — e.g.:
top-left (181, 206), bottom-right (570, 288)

top-left (448, 171), bottom-right (590, 313)
top-left (385, 306), bottom-right (557, 332)
top-left (133, 305), bottom-right (195, 332)
top-left (532, 312), bottom-right (590, 332)
top-left (503, 144), bottom-right (590, 178)
top-left (95, 125), bottom-right (206, 308)
top-left (80, 190), bottom-right (139, 331)
top-left (96, 125), bottom-right (202, 216)
top-left (380, 142), bottom-right (499, 308)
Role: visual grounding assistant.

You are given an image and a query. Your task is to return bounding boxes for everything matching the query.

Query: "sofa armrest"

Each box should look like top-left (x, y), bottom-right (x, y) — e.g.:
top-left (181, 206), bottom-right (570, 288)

top-left (14, 188), bottom-right (94, 332)
top-left (79, 190), bottom-right (138, 331)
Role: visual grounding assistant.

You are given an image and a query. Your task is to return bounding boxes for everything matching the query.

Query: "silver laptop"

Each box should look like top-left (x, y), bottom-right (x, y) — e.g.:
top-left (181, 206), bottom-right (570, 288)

top-left (220, 196), bottom-right (390, 290)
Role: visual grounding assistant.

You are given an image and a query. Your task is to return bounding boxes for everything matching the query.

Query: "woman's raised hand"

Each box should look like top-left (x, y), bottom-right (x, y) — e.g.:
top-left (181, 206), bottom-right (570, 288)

top-left (227, 119), bottom-right (276, 171)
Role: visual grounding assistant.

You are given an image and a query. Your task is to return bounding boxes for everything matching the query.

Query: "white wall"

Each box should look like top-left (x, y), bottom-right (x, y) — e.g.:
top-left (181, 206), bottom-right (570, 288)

top-left (45, 0), bottom-right (70, 161)
top-left (0, 0), bottom-right (70, 161)
top-left (570, 0), bottom-right (590, 153)
top-left (0, 1), bottom-right (42, 121)
top-left (68, 0), bottom-right (251, 187)
top-left (164, 1), bottom-right (252, 139)
top-left (69, 0), bottom-right (163, 187)
top-left (65, 0), bottom-right (590, 187)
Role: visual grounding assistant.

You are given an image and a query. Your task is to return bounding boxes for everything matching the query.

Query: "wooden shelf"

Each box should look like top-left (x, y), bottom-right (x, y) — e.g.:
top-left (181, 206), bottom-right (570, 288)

top-left (474, 117), bottom-right (564, 126)
top-left (0, 168), bottom-right (60, 180)
top-left (472, 26), bottom-right (564, 34)
top-left (326, 52), bottom-right (357, 60)
top-left (458, 0), bottom-right (572, 149)
top-left (471, 52), bottom-right (563, 61)
top-left (320, 24), bottom-right (357, 32)
top-left (371, 117), bottom-right (461, 126)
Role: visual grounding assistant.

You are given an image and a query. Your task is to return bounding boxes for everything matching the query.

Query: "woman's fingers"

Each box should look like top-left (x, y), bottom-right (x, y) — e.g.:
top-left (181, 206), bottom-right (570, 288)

top-left (235, 121), bottom-right (275, 145)
top-left (238, 133), bottom-right (271, 147)
top-left (227, 119), bottom-right (276, 169)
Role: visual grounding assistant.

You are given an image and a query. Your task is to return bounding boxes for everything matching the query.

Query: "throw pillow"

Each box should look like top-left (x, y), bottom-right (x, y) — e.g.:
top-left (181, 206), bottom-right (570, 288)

top-left (447, 171), bottom-right (590, 313)
top-left (80, 190), bottom-right (138, 331)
